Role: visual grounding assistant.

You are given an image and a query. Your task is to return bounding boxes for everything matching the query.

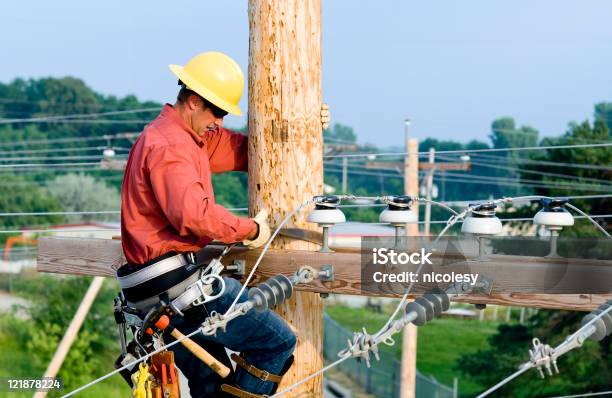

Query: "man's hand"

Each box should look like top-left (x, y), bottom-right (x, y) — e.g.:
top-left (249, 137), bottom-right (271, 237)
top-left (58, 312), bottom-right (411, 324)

top-left (243, 209), bottom-right (271, 249)
top-left (321, 103), bottom-right (330, 130)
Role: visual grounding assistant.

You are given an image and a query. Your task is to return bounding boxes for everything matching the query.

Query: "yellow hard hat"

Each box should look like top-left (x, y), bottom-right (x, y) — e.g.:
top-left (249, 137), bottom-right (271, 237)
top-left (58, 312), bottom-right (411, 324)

top-left (169, 52), bottom-right (244, 116)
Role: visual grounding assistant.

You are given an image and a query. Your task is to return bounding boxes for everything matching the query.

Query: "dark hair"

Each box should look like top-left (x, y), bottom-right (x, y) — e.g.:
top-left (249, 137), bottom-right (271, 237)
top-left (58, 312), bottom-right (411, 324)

top-left (176, 80), bottom-right (228, 118)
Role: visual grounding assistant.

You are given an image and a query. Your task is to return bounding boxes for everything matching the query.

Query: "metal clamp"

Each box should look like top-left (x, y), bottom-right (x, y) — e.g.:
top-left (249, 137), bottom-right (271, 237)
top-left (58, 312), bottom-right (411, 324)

top-left (529, 338), bottom-right (558, 378)
top-left (338, 328), bottom-right (380, 368)
top-left (201, 302), bottom-right (252, 336)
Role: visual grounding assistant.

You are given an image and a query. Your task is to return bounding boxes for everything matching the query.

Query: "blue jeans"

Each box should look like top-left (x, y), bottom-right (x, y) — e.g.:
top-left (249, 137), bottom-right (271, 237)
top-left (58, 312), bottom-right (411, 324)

top-left (165, 277), bottom-right (297, 397)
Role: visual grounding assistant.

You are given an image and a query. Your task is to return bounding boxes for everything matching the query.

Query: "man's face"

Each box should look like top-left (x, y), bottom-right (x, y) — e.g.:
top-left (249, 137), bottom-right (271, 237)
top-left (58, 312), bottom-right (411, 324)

top-left (189, 95), bottom-right (227, 135)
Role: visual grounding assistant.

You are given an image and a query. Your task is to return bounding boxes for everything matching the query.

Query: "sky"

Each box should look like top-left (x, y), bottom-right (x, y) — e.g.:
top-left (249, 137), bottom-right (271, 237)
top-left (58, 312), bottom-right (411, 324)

top-left (1, 1), bottom-right (611, 147)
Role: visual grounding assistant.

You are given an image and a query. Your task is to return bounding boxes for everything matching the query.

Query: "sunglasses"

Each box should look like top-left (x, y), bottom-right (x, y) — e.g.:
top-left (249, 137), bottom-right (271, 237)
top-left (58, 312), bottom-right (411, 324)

top-left (207, 102), bottom-right (229, 119)
top-left (194, 92), bottom-right (228, 118)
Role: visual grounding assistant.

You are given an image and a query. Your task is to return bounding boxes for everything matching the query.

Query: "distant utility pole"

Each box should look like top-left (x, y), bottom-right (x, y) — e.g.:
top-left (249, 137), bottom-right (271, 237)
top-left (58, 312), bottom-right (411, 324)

top-left (424, 147), bottom-right (436, 236)
top-left (404, 119), bottom-right (419, 236)
top-left (33, 277), bottom-right (105, 398)
top-left (342, 156), bottom-right (348, 193)
top-left (401, 118), bottom-right (418, 398)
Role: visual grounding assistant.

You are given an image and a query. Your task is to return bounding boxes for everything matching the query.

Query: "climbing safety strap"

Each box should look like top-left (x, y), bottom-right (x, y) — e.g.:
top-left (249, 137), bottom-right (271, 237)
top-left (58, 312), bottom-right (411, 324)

top-left (221, 354), bottom-right (295, 398)
top-left (220, 384), bottom-right (266, 398)
top-left (231, 353), bottom-right (284, 383)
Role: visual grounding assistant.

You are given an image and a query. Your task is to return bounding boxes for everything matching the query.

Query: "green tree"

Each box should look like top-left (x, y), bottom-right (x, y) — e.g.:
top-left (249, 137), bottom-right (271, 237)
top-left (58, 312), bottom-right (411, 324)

top-left (46, 173), bottom-right (121, 222)
top-left (324, 123), bottom-right (357, 143)
top-left (9, 275), bottom-right (123, 393)
top-left (594, 102), bottom-right (612, 133)
top-left (490, 117), bottom-right (538, 150)
top-left (456, 311), bottom-right (611, 397)
top-left (521, 117), bottom-right (611, 235)
top-left (211, 172), bottom-right (248, 209)
top-left (0, 76), bottom-right (160, 143)
top-left (0, 174), bottom-right (64, 229)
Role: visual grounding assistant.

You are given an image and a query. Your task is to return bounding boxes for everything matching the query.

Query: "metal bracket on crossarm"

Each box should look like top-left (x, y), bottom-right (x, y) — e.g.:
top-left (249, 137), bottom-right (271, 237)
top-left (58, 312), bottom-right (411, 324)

top-left (226, 259), bottom-right (246, 276)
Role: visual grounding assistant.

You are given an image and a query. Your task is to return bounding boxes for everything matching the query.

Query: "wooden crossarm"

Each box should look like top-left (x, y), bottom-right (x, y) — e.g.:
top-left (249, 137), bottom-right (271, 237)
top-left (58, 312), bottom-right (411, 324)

top-left (37, 236), bottom-right (612, 311)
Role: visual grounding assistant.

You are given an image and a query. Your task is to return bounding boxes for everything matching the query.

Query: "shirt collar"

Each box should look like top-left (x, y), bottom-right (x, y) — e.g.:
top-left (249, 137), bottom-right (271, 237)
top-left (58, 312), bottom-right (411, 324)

top-left (160, 103), bottom-right (205, 147)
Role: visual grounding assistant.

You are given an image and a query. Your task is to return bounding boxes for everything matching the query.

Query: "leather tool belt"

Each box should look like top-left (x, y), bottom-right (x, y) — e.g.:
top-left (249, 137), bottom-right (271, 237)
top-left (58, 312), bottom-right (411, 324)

top-left (117, 251), bottom-right (221, 314)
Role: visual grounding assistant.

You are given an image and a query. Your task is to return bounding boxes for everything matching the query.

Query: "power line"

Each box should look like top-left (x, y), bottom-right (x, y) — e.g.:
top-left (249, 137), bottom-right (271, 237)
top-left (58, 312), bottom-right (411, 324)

top-left (0, 155), bottom-right (128, 162)
top-left (0, 175), bottom-right (125, 187)
top-left (441, 194), bottom-right (612, 208)
top-left (441, 171), bottom-right (612, 191)
top-left (470, 153), bottom-right (612, 172)
top-left (2, 167), bottom-right (119, 174)
top-left (435, 175), bottom-right (612, 192)
top-left (0, 107), bottom-right (160, 124)
top-left (0, 210), bottom-right (120, 217)
top-left (531, 194), bottom-right (612, 200)
top-left (324, 161), bottom-right (406, 174)
top-left (338, 194), bottom-right (612, 209)
top-left (325, 167), bottom-right (404, 179)
top-left (341, 152), bottom-right (612, 187)
top-left (443, 156), bottom-right (612, 186)
top-left (0, 228), bottom-right (120, 234)
top-left (0, 132), bottom-right (139, 148)
top-left (0, 119), bottom-right (152, 124)
top-left (323, 142), bottom-right (612, 159)
top-left (0, 162), bottom-right (101, 169)
top-left (0, 208), bottom-right (247, 217)
top-left (357, 214), bottom-right (612, 226)
top-left (544, 391), bottom-right (612, 398)
top-left (324, 166), bottom-right (612, 192)
top-left (0, 146), bottom-right (130, 156)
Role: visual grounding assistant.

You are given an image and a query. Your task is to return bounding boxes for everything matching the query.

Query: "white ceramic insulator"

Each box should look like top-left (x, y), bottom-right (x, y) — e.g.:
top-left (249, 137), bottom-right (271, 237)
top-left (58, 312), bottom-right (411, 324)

top-left (461, 216), bottom-right (503, 235)
top-left (307, 208), bottom-right (346, 226)
top-left (534, 210), bottom-right (574, 227)
top-left (379, 209), bottom-right (417, 224)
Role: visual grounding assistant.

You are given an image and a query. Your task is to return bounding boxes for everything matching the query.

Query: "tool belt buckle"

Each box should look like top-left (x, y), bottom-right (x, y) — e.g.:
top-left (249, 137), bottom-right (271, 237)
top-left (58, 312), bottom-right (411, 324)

top-left (260, 370), bottom-right (271, 382)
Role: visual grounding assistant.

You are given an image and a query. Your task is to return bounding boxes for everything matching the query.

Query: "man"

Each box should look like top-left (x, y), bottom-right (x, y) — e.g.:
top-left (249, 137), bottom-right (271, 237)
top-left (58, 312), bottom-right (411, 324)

top-left (120, 52), bottom-right (297, 397)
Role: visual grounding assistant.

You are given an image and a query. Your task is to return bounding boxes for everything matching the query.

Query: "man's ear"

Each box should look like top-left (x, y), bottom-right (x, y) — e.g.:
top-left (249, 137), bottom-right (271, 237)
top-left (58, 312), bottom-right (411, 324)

top-left (187, 94), bottom-right (200, 111)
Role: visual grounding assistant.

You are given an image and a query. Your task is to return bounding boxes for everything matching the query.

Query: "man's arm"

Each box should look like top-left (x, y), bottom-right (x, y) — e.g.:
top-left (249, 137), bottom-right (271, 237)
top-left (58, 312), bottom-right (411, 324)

top-left (146, 144), bottom-right (256, 242)
top-left (204, 127), bottom-right (248, 173)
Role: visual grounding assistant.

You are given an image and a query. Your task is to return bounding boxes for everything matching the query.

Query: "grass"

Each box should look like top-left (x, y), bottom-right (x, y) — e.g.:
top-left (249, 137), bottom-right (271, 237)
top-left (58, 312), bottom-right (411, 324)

top-left (325, 304), bottom-right (501, 397)
top-left (0, 273), bottom-right (131, 398)
top-left (0, 315), bottom-right (130, 398)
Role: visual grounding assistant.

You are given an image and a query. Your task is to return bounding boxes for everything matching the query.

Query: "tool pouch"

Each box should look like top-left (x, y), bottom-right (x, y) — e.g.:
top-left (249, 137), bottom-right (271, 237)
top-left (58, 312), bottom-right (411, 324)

top-left (150, 351), bottom-right (181, 398)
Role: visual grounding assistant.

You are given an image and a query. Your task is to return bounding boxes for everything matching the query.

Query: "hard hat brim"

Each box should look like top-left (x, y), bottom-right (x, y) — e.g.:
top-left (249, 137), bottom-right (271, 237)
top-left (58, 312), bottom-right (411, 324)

top-left (169, 64), bottom-right (242, 116)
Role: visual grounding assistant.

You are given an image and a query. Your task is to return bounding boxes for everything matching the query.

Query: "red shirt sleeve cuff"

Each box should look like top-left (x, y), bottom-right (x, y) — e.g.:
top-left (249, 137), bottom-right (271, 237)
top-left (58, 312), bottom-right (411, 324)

top-left (237, 218), bottom-right (258, 241)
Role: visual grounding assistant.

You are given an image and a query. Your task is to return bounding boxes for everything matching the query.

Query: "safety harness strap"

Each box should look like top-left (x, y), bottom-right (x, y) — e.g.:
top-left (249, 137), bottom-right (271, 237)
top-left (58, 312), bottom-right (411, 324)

top-left (221, 384), bottom-right (266, 398)
top-left (231, 353), bottom-right (283, 383)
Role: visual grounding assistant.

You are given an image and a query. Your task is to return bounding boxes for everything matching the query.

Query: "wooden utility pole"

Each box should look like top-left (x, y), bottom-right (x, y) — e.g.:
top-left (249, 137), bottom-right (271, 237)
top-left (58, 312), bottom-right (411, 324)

top-left (342, 156), bottom-right (348, 193)
top-left (404, 120), bottom-right (419, 237)
top-left (401, 119), bottom-right (419, 398)
top-left (248, 1), bottom-right (324, 396)
top-left (424, 148), bottom-right (436, 236)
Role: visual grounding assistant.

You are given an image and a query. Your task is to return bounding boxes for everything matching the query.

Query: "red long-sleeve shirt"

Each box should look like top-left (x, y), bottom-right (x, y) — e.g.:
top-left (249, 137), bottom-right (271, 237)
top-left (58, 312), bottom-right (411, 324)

top-left (120, 104), bottom-right (255, 265)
